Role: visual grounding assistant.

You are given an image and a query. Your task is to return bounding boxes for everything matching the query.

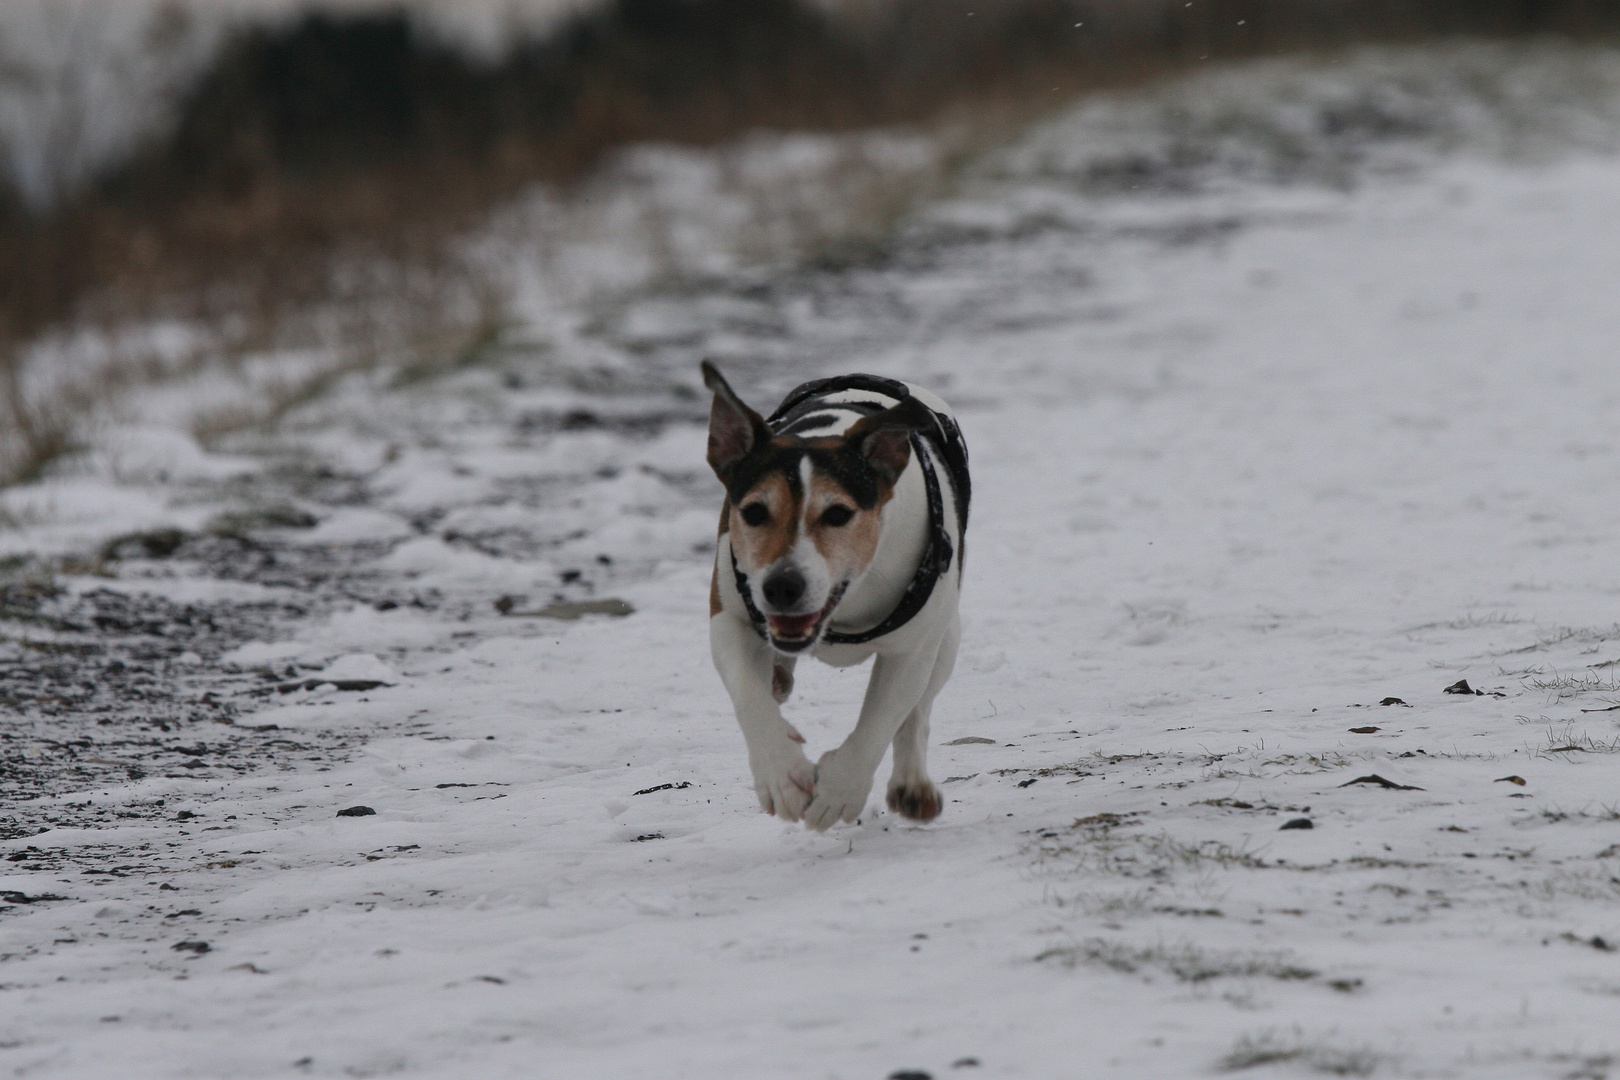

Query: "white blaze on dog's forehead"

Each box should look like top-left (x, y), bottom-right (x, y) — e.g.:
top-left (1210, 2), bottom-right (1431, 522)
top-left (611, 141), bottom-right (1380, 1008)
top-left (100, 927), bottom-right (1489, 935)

top-left (798, 456), bottom-right (814, 522)
top-left (787, 530), bottom-right (831, 590)
top-left (780, 456), bottom-right (833, 603)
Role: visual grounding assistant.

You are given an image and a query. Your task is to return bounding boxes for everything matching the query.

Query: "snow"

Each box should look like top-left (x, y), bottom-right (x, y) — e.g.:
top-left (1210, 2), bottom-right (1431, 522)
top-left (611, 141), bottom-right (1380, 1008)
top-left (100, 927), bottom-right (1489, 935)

top-left (0, 0), bottom-right (605, 206)
top-left (5, 51), bottom-right (1620, 1080)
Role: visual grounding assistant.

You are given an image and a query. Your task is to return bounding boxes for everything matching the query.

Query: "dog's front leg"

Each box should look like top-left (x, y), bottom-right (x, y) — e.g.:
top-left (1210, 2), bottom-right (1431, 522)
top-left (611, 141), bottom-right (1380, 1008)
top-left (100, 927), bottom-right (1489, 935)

top-left (710, 613), bottom-right (815, 821)
top-left (802, 632), bottom-right (946, 831)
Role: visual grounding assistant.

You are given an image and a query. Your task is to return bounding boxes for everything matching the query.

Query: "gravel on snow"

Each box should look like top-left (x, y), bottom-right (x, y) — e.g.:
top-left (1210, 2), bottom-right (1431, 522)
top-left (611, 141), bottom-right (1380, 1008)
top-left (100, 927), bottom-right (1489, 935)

top-left (5, 116), bottom-right (1620, 1080)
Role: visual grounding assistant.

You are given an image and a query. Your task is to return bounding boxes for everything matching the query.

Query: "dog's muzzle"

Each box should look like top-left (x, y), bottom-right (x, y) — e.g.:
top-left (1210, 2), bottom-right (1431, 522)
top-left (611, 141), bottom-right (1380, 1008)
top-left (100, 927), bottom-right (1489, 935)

top-left (765, 583), bottom-right (847, 652)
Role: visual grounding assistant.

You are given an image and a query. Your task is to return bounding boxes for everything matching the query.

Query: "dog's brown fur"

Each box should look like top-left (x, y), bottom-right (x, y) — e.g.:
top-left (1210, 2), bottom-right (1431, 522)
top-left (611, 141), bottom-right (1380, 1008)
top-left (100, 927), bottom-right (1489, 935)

top-left (724, 464), bottom-right (894, 585)
top-left (705, 364), bottom-right (926, 592)
top-left (709, 506), bottom-right (729, 617)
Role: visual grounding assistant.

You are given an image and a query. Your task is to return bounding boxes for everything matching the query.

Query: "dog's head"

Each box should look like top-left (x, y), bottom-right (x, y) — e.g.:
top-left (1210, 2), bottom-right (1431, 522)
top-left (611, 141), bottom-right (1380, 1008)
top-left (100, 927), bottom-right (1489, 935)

top-left (702, 361), bottom-right (931, 653)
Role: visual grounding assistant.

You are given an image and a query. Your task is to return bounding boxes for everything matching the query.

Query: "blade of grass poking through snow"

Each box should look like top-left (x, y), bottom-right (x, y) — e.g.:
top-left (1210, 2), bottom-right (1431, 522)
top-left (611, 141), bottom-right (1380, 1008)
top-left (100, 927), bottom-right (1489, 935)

top-left (1219, 1029), bottom-right (1382, 1075)
top-left (1037, 937), bottom-right (1321, 984)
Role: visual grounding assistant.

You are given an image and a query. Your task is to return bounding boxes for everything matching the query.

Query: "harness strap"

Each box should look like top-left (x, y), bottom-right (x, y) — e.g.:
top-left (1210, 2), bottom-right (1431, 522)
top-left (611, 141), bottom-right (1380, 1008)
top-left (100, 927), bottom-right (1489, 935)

top-left (767, 373), bottom-right (912, 421)
top-left (768, 374), bottom-right (971, 542)
top-left (733, 374), bottom-right (968, 647)
top-left (824, 437), bottom-right (952, 644)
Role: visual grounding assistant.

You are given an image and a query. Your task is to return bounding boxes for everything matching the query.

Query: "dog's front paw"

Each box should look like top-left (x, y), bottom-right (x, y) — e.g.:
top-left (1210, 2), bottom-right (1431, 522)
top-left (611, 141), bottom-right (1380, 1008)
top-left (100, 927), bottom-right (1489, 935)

top-left (751, 746), bottom-right (815, 822)
top-left (802, 748), bottom-right (876, 832)
top-left (886, 779), bottom-right (943, 822)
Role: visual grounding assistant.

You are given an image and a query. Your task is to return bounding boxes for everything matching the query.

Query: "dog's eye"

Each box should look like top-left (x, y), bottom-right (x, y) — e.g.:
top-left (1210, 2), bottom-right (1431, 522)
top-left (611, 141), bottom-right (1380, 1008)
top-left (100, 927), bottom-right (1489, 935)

top-left (740, 503), bottom-right (770, 527)
top-left (820, 505), bottom-right (855, 528)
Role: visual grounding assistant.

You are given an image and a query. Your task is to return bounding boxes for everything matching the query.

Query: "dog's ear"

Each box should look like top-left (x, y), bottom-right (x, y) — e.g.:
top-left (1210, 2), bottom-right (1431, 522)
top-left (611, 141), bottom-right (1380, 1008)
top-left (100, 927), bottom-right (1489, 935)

top-left (701, 360), bottom-right (772, 482)
top-left (846, 396), bottom-right (932, 486)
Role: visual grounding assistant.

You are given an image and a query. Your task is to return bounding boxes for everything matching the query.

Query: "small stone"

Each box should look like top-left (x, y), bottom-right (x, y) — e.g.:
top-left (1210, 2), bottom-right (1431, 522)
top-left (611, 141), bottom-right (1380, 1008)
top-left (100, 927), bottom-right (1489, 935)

top-left (172, 941), bottom-right (210, 954)
top-left (633, 782), bottom-right (692, 795)
top-left (519, 598), bottom-right (635, 620)
top-left (1340, 774), bottom-right (1423, 791)
top-left (945, 737), bottom-right (996, 745)
top-left (1280, 818), bottom-right (1314, 830)
top-left (326, 680), bottom-right (389, 692)
top-left (1, 890), bottom-right (68, 904)
top-left (336, 805), bottom-right (377, 818)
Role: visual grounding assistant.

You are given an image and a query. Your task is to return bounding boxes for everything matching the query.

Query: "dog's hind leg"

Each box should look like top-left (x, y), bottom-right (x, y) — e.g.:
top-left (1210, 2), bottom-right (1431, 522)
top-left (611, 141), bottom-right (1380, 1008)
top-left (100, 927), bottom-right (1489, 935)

top-left (887, 613), bottom-right (959, 822)
top-left (803, 615), bottom-right (958, 831)
top-left (772, 656), bottom-right (797, 704)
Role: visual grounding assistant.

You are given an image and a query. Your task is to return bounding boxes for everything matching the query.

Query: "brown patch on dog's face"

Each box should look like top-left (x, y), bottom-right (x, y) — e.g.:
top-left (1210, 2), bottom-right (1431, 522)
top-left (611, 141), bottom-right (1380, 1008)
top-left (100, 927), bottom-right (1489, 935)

top-left (726, 471), bottom-right (800, 575)
top-left (804, 469), bottom-right (890, 585)
top-left (710, 503), bottom-right (730, 616)
top-left (702, 360), bottom-right (936, 648)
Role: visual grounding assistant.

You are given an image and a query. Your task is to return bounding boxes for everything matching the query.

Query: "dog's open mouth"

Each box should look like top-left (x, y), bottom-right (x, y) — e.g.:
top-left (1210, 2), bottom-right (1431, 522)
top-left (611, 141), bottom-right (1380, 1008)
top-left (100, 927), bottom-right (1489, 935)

top-left (766, 584), bottom-right (846, 652)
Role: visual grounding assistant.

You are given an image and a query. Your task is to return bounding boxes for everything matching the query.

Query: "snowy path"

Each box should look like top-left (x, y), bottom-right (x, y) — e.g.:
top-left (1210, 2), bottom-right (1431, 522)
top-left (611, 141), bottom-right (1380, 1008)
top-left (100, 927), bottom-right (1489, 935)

top-left (5, 146), bottom-right (1620, 1077)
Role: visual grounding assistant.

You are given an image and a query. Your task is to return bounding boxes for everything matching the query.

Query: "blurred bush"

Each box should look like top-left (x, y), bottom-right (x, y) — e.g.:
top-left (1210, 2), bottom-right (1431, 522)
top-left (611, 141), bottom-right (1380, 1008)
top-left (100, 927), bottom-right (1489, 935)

top-left (3, 0), bottom-right (1620, 481)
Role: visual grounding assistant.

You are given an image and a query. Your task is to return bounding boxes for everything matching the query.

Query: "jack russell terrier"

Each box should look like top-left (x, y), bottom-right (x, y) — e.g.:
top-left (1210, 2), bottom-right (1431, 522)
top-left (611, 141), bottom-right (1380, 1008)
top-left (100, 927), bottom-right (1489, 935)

top-left (702, 361), bottom-right (970, 831)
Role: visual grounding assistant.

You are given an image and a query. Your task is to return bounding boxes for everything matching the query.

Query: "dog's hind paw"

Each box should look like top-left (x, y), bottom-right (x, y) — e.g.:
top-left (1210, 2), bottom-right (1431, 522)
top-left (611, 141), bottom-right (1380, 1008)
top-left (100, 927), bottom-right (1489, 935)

top-left (886, 780), bottom-right (943, 822)
top-left (771, 662), bottom-right (795, 704)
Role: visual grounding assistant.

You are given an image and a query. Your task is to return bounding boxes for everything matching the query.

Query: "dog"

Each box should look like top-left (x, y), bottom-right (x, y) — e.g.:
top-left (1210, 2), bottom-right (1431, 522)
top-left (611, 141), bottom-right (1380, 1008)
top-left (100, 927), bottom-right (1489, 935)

top-left (702, 361), bottom-right (970, 831)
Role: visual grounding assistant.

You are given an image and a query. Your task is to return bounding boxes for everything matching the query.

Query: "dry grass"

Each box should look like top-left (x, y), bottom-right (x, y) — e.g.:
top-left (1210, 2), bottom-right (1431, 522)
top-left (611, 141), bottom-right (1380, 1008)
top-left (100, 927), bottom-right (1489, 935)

top-left (1532, 723), bottom-right (1620, 758)
top-left (1523, 868), bottom-right (1620, 901)
top-left (1526, 669), bottom-right (1620, 696)
top-left (0, 349), bottom-right (74, 485)
top-left (1037, 937), bottom-right (1320, 983)
top-left (1527, 803), bottom-right (1620, 822)
top-left (1220, 1029), bottom-right (1383, 1075)
top-left (7, 0), bottom-right (1620, 482)
top-left (1502, 623), bottom-right (1620, 656)
top-left (1030, 815), bottom-right (1270, 877)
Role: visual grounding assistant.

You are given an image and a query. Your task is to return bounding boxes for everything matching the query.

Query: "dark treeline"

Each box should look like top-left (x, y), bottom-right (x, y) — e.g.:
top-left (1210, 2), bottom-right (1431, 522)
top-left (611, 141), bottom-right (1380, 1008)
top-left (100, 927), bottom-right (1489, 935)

top-left (3, 0), bottom-right (1620, 435)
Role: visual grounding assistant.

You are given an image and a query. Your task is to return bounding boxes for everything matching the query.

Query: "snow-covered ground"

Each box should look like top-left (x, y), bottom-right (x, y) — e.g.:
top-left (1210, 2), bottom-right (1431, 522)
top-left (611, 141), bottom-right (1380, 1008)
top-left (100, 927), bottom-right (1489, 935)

top-left (5, 46), bottom-right (1620, 1079)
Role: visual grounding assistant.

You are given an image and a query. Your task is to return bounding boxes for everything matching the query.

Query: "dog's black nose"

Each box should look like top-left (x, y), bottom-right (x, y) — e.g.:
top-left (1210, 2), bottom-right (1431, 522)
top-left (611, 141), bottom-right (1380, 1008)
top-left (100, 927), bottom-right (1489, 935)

top-left (761, 569), bottom-right (806, 610)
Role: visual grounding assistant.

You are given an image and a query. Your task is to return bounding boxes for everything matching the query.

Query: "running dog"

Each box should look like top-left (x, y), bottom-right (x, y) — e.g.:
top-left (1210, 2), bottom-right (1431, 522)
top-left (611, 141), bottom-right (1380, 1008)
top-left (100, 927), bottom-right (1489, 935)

top-left (702, 361), bottom-right (970, 831)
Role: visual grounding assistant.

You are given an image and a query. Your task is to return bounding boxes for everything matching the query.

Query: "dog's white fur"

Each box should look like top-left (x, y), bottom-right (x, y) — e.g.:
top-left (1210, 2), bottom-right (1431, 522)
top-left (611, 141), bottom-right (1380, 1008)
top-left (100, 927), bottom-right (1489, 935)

top-left (708, 379), bottom-right (964, 832)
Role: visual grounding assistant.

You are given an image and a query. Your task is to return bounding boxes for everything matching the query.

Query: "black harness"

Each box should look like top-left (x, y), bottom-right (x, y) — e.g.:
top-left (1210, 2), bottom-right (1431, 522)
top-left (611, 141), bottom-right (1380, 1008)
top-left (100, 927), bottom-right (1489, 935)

top-left (731, 374), bottom-right (970, 646)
